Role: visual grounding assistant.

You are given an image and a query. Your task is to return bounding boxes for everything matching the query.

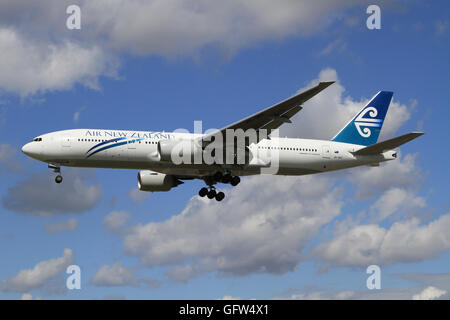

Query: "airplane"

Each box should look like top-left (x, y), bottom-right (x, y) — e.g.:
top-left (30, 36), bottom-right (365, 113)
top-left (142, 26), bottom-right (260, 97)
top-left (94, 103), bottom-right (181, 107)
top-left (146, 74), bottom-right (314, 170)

top-left (21, 81), bottom-right (423, 202)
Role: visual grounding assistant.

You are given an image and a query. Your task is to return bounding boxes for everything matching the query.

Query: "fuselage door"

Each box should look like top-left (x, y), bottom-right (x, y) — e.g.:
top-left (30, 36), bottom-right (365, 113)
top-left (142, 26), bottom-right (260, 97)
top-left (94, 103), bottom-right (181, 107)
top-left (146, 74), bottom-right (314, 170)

top-left (127, 139), bottom-right (137, 160)
top-left (61, 137), bottom-right (71, 148)
top-left (322, 145), bottom-right (331, 159)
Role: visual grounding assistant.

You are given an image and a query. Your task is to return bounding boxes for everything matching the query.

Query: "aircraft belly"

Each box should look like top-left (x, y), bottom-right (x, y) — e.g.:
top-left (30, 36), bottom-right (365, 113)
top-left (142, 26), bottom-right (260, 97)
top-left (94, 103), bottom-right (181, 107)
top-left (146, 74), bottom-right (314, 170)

top-left (277, 152), bottom-right (324, 171)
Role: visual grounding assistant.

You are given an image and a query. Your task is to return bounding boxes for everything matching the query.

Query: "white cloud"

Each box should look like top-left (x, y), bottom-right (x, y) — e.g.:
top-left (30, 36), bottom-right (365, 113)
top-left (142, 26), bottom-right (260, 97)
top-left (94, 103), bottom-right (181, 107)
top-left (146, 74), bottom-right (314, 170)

top-left (20, 293), bottom-right (42, 300)
top-left (81, 0), bottom-right (364, 56)
top-left (20, 293), bottom-right (33, 300)
top-left (347, 153), bottom-right (421, 198)
top-left (313, 224), bottom-right (386, 269)
top-left (277, 272), bottom-right (450, 300)
top-left (412, 286), bottom-right (447, 300)
top-left (91, 261), bottom-right (160, 288)
top-left (331, 153), bottom-right (425, 232)
top-left (290, 290), bottom-right (355, 300)
top-left (280, 286), bottom-right (445, 300)
top-left (2, 169), bottom-right (102, 217)
top-left (128, 188), bottom-right (151, 203)
top-left (73, 106), bottom-right (87, 124)
top-left (103, 211), bottom-right (131, 234)
top-left (318, 38), bottom-right (348, 56)
top-left (0, 0), bottom-right (367, 54)
top-left (44, 218), bottom-right (78, 234)
top-left (0, 1), bottom-right (374, 96)
top-left (123, 174), bottom-right (343, 280)
top-left (313, 214), bottom-right (450, 269)
top-left (73, 111), bottom-right (81, 124)
top-left (380, 215), bottom-right (450, 264)
top-left (219, 295), bottom-right (242, 300)
top-left (369, 187), bottom-right (426, 222)
top-left (91, 262), bottom-right (138, 287)
top-left (166, 264), bottom-right (201, 283)
top-left (0, 28), bottom-right (117, 96)
top-left (2, 248), bottom-right (74, 293)
top-left (396, 272), bottom-right (450, 289)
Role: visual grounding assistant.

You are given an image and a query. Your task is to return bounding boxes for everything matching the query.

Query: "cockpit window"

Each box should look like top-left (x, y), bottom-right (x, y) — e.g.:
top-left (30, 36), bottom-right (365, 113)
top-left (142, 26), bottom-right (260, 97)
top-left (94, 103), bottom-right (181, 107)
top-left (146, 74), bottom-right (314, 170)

top-left (32, 138), bottom-right (42, 142)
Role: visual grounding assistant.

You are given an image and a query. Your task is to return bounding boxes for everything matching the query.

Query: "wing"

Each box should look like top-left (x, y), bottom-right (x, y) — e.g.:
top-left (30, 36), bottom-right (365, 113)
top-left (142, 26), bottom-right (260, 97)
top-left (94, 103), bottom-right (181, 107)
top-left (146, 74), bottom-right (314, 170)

top-left (200, 81), bottom-right (334, 143)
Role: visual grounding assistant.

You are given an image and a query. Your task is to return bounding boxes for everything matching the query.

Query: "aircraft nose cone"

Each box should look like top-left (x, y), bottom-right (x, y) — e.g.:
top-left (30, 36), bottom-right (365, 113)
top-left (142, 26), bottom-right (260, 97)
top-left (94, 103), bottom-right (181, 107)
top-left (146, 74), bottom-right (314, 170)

top-left (21, 143), bottom-right (31, 155)
top-left (22, 142), bottom-right (41, 159)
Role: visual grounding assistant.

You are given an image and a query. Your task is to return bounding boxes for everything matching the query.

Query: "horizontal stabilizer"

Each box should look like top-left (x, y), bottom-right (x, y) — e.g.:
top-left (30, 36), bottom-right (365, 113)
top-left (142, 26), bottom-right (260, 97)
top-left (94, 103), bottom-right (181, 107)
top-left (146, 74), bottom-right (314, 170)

top-left (353, 132), bottom-right (424, 155)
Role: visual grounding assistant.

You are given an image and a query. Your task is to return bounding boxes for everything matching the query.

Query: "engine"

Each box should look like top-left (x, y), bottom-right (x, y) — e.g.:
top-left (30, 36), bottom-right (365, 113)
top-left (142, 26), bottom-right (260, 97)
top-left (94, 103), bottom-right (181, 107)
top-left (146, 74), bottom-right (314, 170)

top-left (158, 139), bottom-right (202, 164)
top-left (137, 170), bottom-right (183, 192)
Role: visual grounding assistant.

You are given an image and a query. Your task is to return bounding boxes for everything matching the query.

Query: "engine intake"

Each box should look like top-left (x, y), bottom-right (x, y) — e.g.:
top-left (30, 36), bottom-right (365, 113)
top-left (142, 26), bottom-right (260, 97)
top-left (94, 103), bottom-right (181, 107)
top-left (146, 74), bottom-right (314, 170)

top-left (137, 170), bottom-right (183, 192)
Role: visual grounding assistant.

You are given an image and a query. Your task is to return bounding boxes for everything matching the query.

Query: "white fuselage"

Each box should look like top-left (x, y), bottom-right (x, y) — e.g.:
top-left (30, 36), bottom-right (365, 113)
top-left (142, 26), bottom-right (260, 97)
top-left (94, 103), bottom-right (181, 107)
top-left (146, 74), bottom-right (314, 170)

top-left (21, 129), bottom-right (396, 177)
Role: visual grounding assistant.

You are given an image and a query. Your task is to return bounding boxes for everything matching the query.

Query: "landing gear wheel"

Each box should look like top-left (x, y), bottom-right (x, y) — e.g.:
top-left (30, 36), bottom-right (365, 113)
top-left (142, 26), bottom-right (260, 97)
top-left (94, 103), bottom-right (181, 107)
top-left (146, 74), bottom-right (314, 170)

top-left (207, 189), bottom-right (217, 199)
top-left (198, 187), bottom-right (208, 197)
top-left (213, 172), bottom-right (223, 181)
top-left (222, 173), bottom-right (232, 184)
top-left (230, 176), bottom-right (240, 186)
top-left (215, 192), bottom-right (225, 201)
top-left (55, 175), bottom-right (63, 184)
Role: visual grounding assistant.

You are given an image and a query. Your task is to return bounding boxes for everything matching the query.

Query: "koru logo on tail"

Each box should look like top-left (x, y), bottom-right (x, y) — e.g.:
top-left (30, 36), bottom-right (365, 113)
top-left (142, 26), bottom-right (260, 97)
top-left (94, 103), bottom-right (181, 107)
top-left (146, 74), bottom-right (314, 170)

top-left (354, 106), bottom-right (382, 138)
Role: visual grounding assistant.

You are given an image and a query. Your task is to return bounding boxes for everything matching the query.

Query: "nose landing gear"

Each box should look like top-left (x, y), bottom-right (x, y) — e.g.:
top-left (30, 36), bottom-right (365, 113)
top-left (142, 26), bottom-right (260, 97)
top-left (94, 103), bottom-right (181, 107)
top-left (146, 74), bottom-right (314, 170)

top-left (55, 175), bottom-right (63, 184)
top-left (48, 163), bottom-right (63, 184)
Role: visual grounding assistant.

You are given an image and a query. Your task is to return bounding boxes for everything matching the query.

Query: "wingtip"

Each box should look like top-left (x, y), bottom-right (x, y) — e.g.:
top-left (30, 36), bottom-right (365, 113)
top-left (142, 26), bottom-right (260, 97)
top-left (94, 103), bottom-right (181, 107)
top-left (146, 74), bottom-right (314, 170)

top-left (319, 81), bottom-right (336, 86)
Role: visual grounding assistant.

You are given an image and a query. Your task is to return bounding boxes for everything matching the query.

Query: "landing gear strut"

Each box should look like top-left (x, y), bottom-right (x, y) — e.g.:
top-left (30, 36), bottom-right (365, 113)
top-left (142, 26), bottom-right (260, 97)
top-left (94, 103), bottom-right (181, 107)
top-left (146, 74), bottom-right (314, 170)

top-left (48, 163), bottom-right (63, 184)
top-left (221, 173), bottom-right (232, 183)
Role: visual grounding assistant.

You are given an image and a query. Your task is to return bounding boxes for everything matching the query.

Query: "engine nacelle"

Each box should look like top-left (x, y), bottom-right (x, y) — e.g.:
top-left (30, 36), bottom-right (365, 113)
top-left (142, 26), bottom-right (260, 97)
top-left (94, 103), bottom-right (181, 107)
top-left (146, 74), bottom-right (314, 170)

top-left (137, 170), bottom-right (183, 192)
top-left (158, 139), bottom-right (202, 164)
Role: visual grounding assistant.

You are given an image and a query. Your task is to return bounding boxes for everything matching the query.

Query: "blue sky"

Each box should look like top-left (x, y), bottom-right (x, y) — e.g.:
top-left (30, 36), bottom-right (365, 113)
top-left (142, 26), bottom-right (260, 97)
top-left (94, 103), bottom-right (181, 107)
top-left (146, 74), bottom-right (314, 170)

top-left (0, 1), bottom-right (449, 300)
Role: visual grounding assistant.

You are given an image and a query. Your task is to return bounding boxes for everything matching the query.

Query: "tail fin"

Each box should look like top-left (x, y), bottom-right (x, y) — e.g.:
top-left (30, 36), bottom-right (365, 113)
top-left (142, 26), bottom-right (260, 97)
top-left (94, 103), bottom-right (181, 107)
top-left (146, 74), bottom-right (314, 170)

top-left (332, 91), bottom-right (393, 146)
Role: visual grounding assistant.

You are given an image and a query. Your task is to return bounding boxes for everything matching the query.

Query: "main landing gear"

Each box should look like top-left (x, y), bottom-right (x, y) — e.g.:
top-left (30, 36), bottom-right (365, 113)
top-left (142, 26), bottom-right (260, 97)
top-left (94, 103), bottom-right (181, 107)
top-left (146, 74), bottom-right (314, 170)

top-left (48, 163), bottom-right (63, 184)
top-left (198, 172), bottom-right (241, 201)
top-left (198, 187), bottom-right (225, 201)
top-left (212, 172), bottom-right (241, 186)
